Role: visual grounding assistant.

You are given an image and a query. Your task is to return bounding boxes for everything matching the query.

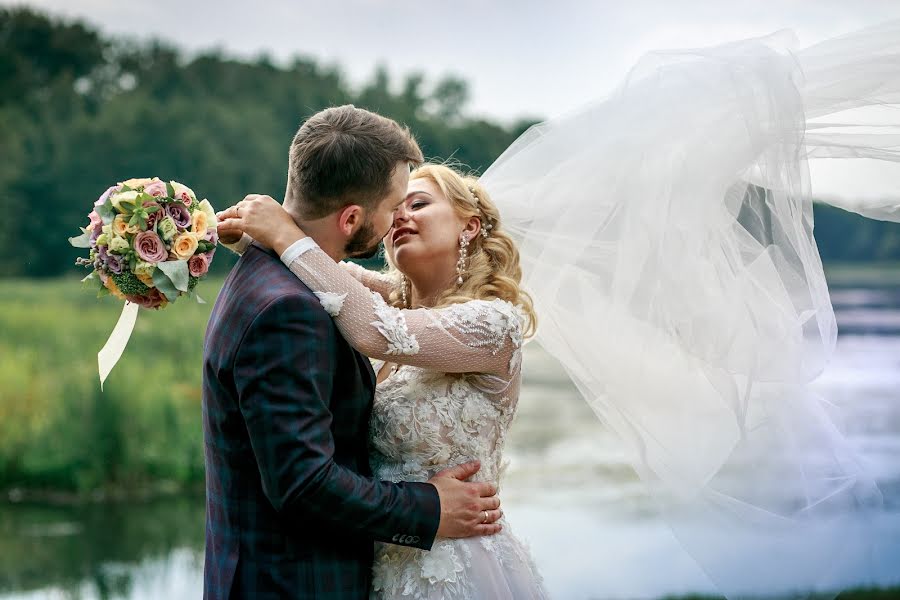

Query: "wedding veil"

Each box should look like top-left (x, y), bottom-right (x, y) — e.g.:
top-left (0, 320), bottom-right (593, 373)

top-left (480, 20), bottom-right (900, 598)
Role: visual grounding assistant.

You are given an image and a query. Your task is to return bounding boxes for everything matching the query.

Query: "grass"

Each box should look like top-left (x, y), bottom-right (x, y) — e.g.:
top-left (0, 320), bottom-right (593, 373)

top-left (0, 276), bottom-right (226, 495)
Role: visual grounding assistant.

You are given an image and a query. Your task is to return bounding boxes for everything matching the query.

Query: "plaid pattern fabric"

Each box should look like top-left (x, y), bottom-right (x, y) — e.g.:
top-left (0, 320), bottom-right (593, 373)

top-left (202, 243), bottom-right (440, 599)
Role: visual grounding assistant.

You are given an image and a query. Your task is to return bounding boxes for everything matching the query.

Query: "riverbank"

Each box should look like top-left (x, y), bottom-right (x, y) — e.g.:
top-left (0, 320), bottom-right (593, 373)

top-left (2, 265), bottom-right (898, 498)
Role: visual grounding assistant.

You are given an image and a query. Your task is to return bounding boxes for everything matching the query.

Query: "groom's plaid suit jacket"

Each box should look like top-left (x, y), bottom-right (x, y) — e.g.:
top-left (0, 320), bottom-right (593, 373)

top-left (202, 243), bottom-right (440, 599)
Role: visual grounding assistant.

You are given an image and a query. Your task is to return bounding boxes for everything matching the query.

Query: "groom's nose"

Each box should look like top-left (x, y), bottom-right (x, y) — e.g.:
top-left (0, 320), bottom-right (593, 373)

top-left (393, 205), bottom-right (409, 226)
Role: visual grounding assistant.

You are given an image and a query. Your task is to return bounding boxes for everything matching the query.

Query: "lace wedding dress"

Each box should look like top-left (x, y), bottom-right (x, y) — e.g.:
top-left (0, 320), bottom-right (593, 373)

top-left (229, 236), bottom-right (548, 599)
top-left (308, 256), bottom-right (549, 600)
top-left (316, 257), bottom-right (549, 600)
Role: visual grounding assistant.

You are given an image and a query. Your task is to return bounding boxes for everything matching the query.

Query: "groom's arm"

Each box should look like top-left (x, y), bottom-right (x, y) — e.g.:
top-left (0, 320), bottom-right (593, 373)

top-left (234, 291), bottom-right (440, 550)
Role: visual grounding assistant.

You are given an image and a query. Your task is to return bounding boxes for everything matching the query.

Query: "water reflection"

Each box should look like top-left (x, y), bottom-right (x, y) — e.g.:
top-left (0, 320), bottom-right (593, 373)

top-left (0, 498), bottom-right (203, 599)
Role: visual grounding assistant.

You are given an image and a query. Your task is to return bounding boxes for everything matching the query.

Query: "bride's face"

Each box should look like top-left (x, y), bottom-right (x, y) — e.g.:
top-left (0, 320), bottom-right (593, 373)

top-left (385, 177), bottom-right (466, 274)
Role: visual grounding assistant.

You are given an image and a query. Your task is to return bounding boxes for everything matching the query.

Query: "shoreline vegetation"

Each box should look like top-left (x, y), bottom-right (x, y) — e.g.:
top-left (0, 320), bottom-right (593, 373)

top-left (3, 266), bottom-right (900, 503)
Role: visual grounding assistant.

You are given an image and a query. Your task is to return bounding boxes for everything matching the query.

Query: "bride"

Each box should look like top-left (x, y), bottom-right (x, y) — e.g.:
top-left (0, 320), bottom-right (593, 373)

top-left (219, 18), bottom-right (900, 600)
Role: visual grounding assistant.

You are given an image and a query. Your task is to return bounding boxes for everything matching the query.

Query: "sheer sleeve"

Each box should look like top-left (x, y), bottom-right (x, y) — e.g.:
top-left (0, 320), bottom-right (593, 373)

top-left (340, 261), bottom-right (396, 300)
top-left (287, 247), bottom-right (523, 378)
top-left (221, 234), bottom-right (396, 299)
top-left (221, 232), bottom-right (252, 255)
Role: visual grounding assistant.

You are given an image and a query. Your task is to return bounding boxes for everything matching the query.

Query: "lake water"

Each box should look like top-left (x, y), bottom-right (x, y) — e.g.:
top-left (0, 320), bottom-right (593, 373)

top-left (2, 282), bottom-right (899, 600)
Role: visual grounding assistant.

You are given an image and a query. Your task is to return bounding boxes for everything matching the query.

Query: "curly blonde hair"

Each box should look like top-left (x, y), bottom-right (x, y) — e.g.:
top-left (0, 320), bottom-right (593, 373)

top-left (385, 164), bottom-right (537, 338)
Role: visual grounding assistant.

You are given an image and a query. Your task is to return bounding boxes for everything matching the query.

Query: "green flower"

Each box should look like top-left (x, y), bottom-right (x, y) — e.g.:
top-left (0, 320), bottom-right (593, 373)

top-left (112, 271), bottom-right (150, 296)
top-left (134, 260), bottom-right (156, 278)
top-left (110, 190), bottom-right (140, 212)
top-left (108, 236), bottom-right (130, 253)
top-left (158, 216), bottom-right (178, 242)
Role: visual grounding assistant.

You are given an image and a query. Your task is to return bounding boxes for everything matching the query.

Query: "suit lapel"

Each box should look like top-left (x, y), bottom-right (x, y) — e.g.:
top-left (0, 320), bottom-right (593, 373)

top-left (249, 240), bottom-right (377, 392)
top-left (354, 349), bottom-right (377, 392)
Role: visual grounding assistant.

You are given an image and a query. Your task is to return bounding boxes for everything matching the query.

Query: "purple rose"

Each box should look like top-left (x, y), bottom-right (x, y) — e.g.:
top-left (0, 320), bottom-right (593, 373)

top-left (98, 245), bottom-right (122, 274)
top-left (106, 253), bottom-right (124, 274)
top-left (143, 180), bottom-right (167, 197)
top-left (165, 202), bottom-right (191, 229)
top-left (134, 231), bottom-right (167, 263)
top-left (95, 185), bottom-right (119, 208)
top-left (90, 221), bottom-right (103, 243)
top-left (188, 253), bottom-right (210, 277)
top-left (204, 228), bottom-right (218, 244)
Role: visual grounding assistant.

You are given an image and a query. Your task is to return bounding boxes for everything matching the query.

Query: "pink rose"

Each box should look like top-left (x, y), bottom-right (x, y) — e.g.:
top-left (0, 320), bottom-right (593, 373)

top-left (143, 201), bottom-right (163, 230)
top-left (95, 185), bottom-right (120, 207)
top-left (189, 253), bottom-right (209, 277)
top-left (127, 288), bottom-right (168, 310)
top-left (171, 183), bottom-right (195, 206)
top-left (134, 231), bottom-right (167, 263)
top-left (88, 210), bottom-right (102, 229)
top-left (143, 180), bottom-right (167, 197)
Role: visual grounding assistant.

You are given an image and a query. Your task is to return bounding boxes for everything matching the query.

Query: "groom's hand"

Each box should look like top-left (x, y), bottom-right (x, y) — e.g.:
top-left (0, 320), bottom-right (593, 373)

top-left (215, 207), bottom-right (244, 245)
top-left (428, 460), bottom-right (503, 538)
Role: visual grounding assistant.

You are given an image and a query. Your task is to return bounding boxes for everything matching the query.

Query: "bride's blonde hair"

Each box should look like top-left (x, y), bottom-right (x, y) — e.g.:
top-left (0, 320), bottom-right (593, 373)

top-left (385, 164), bottom-right (537, 338)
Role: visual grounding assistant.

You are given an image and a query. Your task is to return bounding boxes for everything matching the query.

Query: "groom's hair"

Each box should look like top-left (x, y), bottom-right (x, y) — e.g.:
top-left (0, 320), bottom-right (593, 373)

top-left (287, 105), bottom-right (424, 219)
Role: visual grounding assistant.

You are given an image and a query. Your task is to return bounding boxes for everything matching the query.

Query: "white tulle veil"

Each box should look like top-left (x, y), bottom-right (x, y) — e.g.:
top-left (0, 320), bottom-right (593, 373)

top-left (480, 20), bottom-right (900, 599)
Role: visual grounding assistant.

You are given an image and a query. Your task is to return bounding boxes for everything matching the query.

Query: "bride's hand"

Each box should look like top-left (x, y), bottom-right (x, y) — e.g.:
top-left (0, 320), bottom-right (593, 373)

top-left (217, 194), bottom-right (306, 256)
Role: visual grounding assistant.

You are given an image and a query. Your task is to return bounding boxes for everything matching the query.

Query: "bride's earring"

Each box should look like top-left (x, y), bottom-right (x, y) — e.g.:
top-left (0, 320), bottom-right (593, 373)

top-left (400, 274), bottom-right (409, 308)
top-left (456, 233), bottom-right (470, 285)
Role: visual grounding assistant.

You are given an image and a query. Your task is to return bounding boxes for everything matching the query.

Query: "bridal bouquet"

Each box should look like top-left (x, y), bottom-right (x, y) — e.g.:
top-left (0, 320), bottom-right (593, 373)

top-left (71, 177), bottom-right (218, 308)
top-left (69, 177), bottom-right (218, 387)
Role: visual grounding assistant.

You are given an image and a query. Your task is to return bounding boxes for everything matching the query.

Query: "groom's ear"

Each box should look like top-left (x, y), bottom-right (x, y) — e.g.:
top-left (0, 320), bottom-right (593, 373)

top-left (336, 204), bottom-right (364, 237)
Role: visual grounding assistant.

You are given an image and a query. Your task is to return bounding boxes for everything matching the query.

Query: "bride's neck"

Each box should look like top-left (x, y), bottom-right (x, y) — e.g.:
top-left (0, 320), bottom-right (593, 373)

top-left (407, 268), bottom-right (457, 308)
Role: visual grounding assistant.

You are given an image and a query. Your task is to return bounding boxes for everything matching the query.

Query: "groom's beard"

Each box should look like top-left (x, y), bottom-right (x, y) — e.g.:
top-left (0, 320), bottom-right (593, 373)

top-left (345, 218), bottom-right (389, 259)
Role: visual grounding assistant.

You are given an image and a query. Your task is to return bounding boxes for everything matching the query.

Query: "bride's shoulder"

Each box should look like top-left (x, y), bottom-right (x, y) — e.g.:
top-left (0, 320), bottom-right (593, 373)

top-left (436, 298), bottom-right (525, 344)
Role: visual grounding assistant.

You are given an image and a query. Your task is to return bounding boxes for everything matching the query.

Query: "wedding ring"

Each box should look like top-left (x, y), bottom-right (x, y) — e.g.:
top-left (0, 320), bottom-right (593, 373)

top-left (482, 510), bottom-right (488, 523)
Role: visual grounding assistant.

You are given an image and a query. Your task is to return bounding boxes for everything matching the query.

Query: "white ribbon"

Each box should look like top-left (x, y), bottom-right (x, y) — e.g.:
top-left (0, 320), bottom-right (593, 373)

top-left (97, 301), bottom-right (140, 390)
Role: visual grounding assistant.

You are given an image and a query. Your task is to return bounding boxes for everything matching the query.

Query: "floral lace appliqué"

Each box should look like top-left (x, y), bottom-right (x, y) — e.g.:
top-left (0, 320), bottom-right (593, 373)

top-left (431, 299), bottom-right (525, 372)
top-left (371, 291), bottom-right (420, 355)
top-left (313, 291), bottom-right (347, 316)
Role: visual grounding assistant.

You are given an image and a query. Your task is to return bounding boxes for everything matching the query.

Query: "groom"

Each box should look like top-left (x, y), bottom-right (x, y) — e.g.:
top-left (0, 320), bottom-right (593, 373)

top-left (203, 105), bottom-right (502, 599)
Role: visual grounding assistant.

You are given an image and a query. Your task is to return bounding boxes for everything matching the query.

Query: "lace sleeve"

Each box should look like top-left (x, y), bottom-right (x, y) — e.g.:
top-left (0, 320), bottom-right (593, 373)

top-left (221, 232), bottom-right (253, 255)
top-left (287, 247), bottom-right (523, 377)
top-left (340, 261), bottom-right (396, 300)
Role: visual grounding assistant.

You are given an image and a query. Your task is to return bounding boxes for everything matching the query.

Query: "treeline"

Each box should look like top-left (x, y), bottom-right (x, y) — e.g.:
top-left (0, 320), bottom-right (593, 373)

top-left (0, 7), bottom-right (896, 279)
top-left (0, 7), bottom-right (535, 277)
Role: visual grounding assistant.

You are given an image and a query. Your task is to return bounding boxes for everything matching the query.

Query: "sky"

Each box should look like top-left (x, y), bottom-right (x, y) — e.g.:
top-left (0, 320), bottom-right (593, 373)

top-left (5, 0), bottom-right (900, 199)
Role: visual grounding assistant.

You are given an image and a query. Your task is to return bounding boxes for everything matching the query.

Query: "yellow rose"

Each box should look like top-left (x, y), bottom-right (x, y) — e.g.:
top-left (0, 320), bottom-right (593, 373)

top-left (197, 199), bottom-right (217, 228)
top-left (191, 210), bottom-right (209, 236)
top-left (104, 277), bottom-right (127, 301)
top-left (121, 177), bottom-right (154, 189)
top-left (137, 272), bottom-right (155, 287)
top-left (172, 233), bottom-right (199, 260)
top-left (112, 215), bottom-right (129, 237)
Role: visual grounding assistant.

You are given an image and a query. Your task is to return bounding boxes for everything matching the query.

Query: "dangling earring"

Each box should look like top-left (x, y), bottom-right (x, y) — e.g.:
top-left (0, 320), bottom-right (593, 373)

top-left (456, 232), bottom-right (470, 285)
top-left (400, 274), bottom-right (409, 308)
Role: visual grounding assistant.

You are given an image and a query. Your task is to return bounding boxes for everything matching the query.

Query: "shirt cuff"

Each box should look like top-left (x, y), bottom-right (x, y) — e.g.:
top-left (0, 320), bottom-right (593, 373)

top-left (280, 237), bottom-right (319, 267)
